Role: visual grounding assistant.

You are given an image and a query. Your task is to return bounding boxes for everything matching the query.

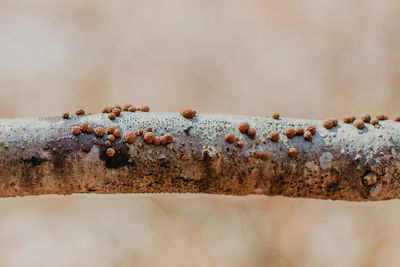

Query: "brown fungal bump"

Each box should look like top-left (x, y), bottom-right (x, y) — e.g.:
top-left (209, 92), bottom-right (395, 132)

top-left (94, 127), bottom-right (105, 137)
top-left (288, 147), bottom-right (297, 157)
top-left (75, 109), bottom-right (85, 116)
top-left (237, 140), bottom-right (244, 148)
top-left (394, 115), bottom-right (400, 122)
top-left (331, 118), bottom-right (338, 126)
top-left (122, 104), bottom-right (132, 111)
top-left (140, 106), bottom-right (150, 112)
top-left (108, 113), bottom-right (116, 120)
top-left (353, 119), bottom-right (365, 129)
top-left (343, 115), bottom-right (356, 123)
top-left (128, 106), bottom-right (137, 112)
top-left (71, 126), bottom-right (80, 136)
top-left (113, 129), bottom-right (121, 137)
top-left (62, 112), bottom-right (69, 119)
top-left (143, 132), bottom-right (155, 144)
top-left (225, 133), bottom-right (235, 143)
top-left (125, 131), bottom-right (137, 144)
top-left (105, 140), bottom-right (111, 147)
top-left (238, 122), bottom-right (250, 133)
top-left (371, 119), bottom-right (379, 125)
top-left (261, 151), bottom-right (270, 161)
top-left (161, 133), bottom-right (173, 144)
top-left (108, 134), bottom-right (116, 142)
top-left (154, 137), bottom-right (161, 145)
top-left (323, 119), bottom-right (334, 129)
top-left (376, 113), bottom-right (388, 121)
top-left (106, 148), bottom-right (115, 157)
top-left (113, 105), bottom-right (122, 110)
top-left (360, 114), bottom-right (371, 123)
top-left (106, 126), bottom-right (115, 135)
top-left (295, 126), bottom-right (304, 136)
top-left (285, 127), bottom-right (295, 138)
top-left (306, 125), bottom-right (316, 135)
top-left (271, 113), bottom-right (280, 120)
top-left (304, 131), bottom-right (313, 141)
top-left (269, 131), bottom-right (279, 142)
top-left (79, 123), bottom-right (89, 133)
top-left (180, 107), bottom-right (196, 119)
top-left (112, 108), bottom-right (121, 117)
top-left (247, 128), bottom-right (256, 139)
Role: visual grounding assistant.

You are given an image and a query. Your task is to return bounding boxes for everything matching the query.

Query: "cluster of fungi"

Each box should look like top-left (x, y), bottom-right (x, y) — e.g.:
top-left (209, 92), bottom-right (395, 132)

top-left (64, 105), bottom-right (173, 159)
top-left (223, 112), bottom-right (318, 161)
top-left (62, 106), bottom-right (400, 164)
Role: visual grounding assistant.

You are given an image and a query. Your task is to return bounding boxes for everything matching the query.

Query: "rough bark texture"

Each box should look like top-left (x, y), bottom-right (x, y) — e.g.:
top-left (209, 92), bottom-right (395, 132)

top-left (0, 111), bottom-right (399, 201)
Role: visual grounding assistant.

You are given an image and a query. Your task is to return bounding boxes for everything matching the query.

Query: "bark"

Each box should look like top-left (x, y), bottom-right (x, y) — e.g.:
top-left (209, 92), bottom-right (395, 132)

top-left (0, 111), bottom-right (399, 201)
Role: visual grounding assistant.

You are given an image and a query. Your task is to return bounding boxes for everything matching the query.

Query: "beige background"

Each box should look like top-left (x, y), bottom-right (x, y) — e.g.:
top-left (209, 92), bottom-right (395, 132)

top-left (0, 1), bottom-right (400, 266)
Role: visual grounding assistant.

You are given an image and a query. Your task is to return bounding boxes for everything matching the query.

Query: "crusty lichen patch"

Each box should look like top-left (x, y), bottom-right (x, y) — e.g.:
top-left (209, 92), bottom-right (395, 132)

top-left (319, 152), bottom-right (333, 170)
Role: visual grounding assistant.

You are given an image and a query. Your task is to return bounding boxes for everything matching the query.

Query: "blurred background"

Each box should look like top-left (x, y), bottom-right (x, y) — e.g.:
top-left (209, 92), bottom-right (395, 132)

top-left (0, 0), bottom-right (400, 266)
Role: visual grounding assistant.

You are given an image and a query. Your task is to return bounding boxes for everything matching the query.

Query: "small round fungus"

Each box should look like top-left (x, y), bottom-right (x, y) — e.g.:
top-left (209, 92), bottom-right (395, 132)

top-left (306, 125), bottom-right (316, 135)
top-left (125, 131), bottom-right (137, 144)
top-left (94, 127), bottom-right (105, 137)
top-left (225, 133), bottom-right (235, 143)
top-left (144, 132), bottom-right (155, 144)
top-left (285, 127), bottom-right (295, 138)
top-left (269, 131), bottom-right (279, 142)
top-left (238, 122), bottom-right (250, 133)
top-left (180, 107), bottom-right (196, 119)
top-left (247, 128), bottom-right (256, 139)
top-left (106, 148), bottom-right (115, 157)
top-left (271, 113), bottom-right (280, 119)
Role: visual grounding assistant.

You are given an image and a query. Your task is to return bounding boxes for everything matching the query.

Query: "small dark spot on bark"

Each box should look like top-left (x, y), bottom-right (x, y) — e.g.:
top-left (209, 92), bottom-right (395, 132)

top-left (158, 157), bottom-right (170, 168)
top-left (23, 156), bottom-right (43, 166)
top-left (99, 141), bottom-right (131, 169)
top-left (184, 127), bottom-right (191, 136)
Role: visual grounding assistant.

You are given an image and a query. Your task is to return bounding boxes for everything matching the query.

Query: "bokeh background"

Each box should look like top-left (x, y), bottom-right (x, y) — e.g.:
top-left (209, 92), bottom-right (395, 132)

top-left (0, 1), bottom-right (400, 266)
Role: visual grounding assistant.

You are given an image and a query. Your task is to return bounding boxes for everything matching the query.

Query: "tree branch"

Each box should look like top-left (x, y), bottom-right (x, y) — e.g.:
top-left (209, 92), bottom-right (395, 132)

top-left (0, 111), bottom-right (398, 201)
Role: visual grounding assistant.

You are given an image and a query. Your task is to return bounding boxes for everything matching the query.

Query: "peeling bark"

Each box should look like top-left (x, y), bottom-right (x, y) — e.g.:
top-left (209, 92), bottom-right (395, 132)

top-left (0, 112), bottom-right (399, 201)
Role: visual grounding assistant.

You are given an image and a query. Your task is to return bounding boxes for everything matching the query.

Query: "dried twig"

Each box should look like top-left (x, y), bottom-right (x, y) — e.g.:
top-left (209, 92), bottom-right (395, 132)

top-left (0, 111), bottom-right (399, 201)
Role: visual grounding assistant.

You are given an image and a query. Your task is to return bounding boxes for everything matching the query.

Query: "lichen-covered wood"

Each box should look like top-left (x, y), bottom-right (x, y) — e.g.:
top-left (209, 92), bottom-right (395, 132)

top-left (0, 111), bottom-right (399, 201)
